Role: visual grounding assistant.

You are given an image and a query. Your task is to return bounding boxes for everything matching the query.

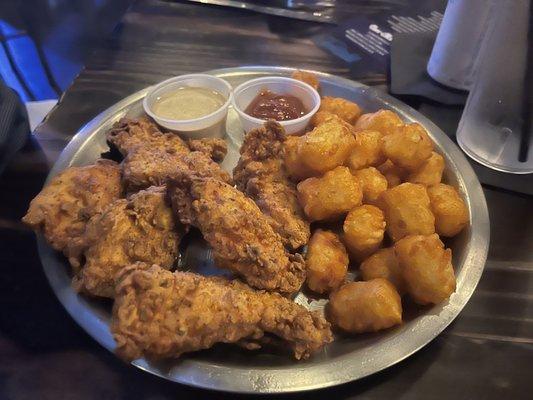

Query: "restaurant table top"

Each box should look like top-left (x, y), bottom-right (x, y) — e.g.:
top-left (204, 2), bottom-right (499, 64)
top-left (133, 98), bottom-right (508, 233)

top-left (0, 1), bottom-right (531, 399)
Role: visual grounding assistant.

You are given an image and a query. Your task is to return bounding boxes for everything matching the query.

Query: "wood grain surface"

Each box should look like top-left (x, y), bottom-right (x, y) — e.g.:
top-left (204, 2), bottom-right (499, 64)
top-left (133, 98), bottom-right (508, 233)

top-left (0, 1), bottom-right (531, 399)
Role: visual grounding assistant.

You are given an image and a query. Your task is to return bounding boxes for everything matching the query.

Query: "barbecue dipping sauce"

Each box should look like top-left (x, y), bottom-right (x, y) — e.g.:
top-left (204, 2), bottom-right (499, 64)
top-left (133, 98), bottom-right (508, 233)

top-left (245, 90), bottom-right (307, 121)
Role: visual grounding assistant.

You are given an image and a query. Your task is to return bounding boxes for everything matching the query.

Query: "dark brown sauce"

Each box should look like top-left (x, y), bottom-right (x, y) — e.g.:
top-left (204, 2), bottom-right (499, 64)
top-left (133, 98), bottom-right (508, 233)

top-left (245, 89), bottom-right (307, 121)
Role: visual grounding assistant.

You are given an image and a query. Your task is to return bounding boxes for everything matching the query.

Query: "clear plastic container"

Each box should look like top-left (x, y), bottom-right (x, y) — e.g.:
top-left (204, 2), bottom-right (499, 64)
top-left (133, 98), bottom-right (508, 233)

top-left (232, 76), bottom-right (320, 135)
top-left (143, 74), bottom-right (233, 139)
top-left (456, 0), bottom-right (533, 174)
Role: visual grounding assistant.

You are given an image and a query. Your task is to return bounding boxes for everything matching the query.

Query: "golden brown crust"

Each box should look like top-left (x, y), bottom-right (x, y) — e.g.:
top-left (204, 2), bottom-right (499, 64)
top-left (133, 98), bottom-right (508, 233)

top-left (306, 230), bottom-right (348, 294)
top-left (394, 234), bottom-right (456, 305)
top-left (297, 166), bottom-right (362, 222)
top-left (382, 123), bottom-right (434, 171)
top-left (187, 137), bottom-right (228, 162)
top-left (107, 117), bottom-right (189, 156)
top-left (107, 117), bottom-right (230, 192)
top-left (284, 119), bottom-right (356, 180)
top-left (427, 183), bottom-right (469, 237)
top-left (343, 205), bottom-right (386, 262)
top-left (112, 264), bottom-right (332, 361)
top-left (353, 110), bottom-right (403, 135)
top-left (318, 96), bottom-right (362, 124)
top-left (378, 183), bottom-right (435, 242)
top-left (291, 70), bottom-right (320, 91)
top-left (69, 186), bottom-right (182, 298)
top-left (360, 248), bottom-right (406, 295)
top-left (328, 279), bottom-right (402, 334)
top-left (234, 122), bottom-right (310, 250)
top-left (168, 175), bottom-right (306, 294)
top-left (22, 159), bottom-right (122, 255)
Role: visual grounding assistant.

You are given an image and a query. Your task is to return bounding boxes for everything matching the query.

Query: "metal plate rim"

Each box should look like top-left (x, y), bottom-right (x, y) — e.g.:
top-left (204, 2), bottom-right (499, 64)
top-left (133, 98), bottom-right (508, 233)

top-left (38, 66), bottom-right (490, 394)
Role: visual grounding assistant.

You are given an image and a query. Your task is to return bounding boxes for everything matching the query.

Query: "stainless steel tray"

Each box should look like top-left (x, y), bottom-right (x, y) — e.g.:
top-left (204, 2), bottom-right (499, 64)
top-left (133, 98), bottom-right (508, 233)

top-left (37, 66), bottom-right (490, 393)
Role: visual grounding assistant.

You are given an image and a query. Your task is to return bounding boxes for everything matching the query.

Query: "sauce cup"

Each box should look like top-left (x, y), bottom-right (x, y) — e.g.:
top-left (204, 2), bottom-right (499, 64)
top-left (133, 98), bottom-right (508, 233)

top-left (143, 74), bottom-right (233, 139)
top-left (232, 76), bottom-right (321, 135)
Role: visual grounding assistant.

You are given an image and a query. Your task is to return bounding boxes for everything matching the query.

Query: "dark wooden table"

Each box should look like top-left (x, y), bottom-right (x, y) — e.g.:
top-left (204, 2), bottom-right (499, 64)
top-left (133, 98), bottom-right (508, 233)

top-left (1, 1), bottom-right (532, 399)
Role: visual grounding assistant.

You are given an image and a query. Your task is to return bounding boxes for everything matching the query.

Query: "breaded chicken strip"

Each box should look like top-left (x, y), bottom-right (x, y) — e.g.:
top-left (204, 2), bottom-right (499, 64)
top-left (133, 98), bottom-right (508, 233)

top-left (168, 175), bottom-right (306, 294)
top-left (122, 147), bottom-right (230, 192)
top-left (187, 137), bottom-right (227, 162)
top-left (69, 186), bottom-right (182, 298)
top-left (107, 117), bottom-right (230, 192)
top-left (233, 121), bottom-right (310, 250)
top-left (112, 263), bottom-right (332, 361)
top-left (22, 159), bottom-right (122, 255)
top-left (107, 117), bottom-right (190, 156)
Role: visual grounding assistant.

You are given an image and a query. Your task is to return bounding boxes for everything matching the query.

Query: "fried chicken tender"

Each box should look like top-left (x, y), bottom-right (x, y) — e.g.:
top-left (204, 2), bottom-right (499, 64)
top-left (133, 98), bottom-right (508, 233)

top-left (168, 175), bottom-right (306, 294)
top-left (382, 123), bottom-right (434, 171)
top-left (343, 205), bottom-right (386, 262)
top-left (328, 279), bottom-right (402, 334)
top-left (291, 70), bottom-right (320, 91)
top-left (318, 96), bottom-right (362, 124)
top-left (353, 110), bottom-right (403, 135)
top-left (306, 230), bottom-right (348, 294)
top-left (360, 248), bottom-right (406, 295)
top-left (22, 159), bottom-right (122, 255)
top-left (407, 151), bottom-right (444, 186)
top-left (378, 183), bottom-right (435, 241)
top-left (107, 117), bottom-right (230, 191)
top-left (394, 234), bottom-right (456, 305)
top-left (377, 160), bottom-right (405, 188)
top-left (107, 117), bottom-right (189, 156)
top-left (297, 166), bottom-right (362, 222)
top-left (346, 130), bottom-right (386, 170)
top-left (284, 119), bottom-right (356, 180)
top-left (122, 147), bottom-right (231, 192)
top-left (69, 186), bottom-right (181, 298)
top-left (427, 183), bottom-right (469, 237)
top-left (233, 122), bottom-right (310, 250)
top-left (187, 138), bottom-right (227, 162)
top-left (352, 167), bottom-right (388, 205)
top-left (112, 263), bottom-right (333, 361)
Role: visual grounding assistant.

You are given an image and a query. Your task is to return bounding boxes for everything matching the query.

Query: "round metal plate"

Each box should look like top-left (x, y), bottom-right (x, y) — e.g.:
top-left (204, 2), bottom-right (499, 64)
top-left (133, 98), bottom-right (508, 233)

top-left (37, 66), bottom-right (490, 393)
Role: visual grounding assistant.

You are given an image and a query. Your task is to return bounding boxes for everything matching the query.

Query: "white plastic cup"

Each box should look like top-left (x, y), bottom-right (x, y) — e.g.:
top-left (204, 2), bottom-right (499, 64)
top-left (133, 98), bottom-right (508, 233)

top-left (232, 76), bottom-right (321, 135)
top-left (143, 74), bottom-right (233, 139)
top-left (427, 0), bottom-right (495, 90)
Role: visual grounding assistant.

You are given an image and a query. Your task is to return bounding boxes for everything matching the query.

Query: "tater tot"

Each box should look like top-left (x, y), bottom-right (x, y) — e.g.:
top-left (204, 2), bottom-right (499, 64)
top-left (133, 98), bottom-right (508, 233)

top-left (360, 248), bottom-right (406, 295)
top-left (353, 109), bottom-right (403, 136)
top-left (382, 123), bottom-right (434, 171)
top-left (377, 160), bottom-right (405, 188)
top-left (319, 96), bottom-right (362, 124)
top-left (346, 130), bottom-right (386, 170)
top-left (291, 70), bottom-right (320, 91)
top-left (285, 119), bottom-right (356, 180)
top-left (284, 135), bottom-right (313, 181)
top-left (427, 183), bottom-right (469, 237)
top-left (311, 110), bottom-right (341, 128)
top-left (352, 167), bottom-right (388, 205)
top-left (378, 183), bottom-right (435, 242)
top-left (343, 205), bottom-right (385, 261)
top-left (306, 230), bottom-right (349, 294)
top-left (297, 166), bottom-right (362, 221)
top-left (328, 279), bottom-right (402, 333)
top-left (394, 234), bottom-right (456, 305)
top-left (407, 151), bottom-right (444, 186)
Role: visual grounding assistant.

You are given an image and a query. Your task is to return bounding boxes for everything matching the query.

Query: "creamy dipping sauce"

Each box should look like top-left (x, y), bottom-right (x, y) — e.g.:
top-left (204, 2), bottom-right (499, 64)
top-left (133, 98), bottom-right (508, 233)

top-left (152, 87), bottom-right (226, 120)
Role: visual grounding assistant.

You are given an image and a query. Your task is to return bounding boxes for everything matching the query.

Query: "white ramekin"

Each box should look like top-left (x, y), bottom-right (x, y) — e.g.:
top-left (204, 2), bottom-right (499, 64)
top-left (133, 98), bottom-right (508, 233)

top-left (232, 76), bottom-right (321, 135)
top-left (143, 74), bottom-right (233, 139)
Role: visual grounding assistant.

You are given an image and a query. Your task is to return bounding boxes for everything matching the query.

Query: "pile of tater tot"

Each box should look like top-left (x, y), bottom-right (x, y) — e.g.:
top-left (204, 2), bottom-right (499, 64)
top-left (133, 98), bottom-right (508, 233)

top-left (285, 95), bottom-right (469, 335)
